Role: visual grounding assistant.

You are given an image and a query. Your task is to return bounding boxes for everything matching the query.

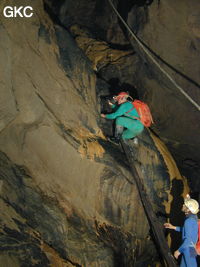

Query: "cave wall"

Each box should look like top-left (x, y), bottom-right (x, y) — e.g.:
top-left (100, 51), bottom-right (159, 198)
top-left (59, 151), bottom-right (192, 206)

top-left (50, 0), bottom-right (200, 193)
top-left (0, 0), bottom-right (192, 266)
top-left (125, 0), bottom-right (200, 192)
top-left (69, 0), bottom-right (200, 193)
top-left (0, 1), bottom-right (149, 266)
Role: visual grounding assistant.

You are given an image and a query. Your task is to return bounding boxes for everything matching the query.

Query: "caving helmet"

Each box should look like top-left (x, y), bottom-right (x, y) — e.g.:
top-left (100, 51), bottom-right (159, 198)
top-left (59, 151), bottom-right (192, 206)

top-left (114, 92), bottom-right (129, 102)
top-left (184, 195), bottom-right (199, 214)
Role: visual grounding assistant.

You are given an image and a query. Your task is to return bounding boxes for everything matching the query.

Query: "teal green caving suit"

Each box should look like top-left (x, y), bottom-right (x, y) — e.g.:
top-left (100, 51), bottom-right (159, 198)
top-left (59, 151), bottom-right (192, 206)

top-left (105, 101), bottom-right (144, 139)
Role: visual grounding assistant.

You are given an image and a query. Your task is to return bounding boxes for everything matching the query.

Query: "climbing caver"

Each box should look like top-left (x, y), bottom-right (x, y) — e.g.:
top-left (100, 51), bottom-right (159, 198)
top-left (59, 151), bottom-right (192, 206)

top-left (101, 92), bottom-right (153, 145)
top-left (101, 92), bottom-right (200, 266)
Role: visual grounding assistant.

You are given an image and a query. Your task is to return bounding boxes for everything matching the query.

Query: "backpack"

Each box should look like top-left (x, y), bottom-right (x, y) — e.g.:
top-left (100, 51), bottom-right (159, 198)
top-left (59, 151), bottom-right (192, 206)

top-left (126, 100), bottom-right (154, 127)
top-left (195, 220), bottom-right (200, 255)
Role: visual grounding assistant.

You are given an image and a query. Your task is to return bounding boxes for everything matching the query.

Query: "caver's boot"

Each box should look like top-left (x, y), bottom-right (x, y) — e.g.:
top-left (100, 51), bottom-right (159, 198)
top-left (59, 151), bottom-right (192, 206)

top-left (108, 125), bottom-right (123, 145)
top-left (132, 137), bottom-right (139, 146)
top-left (126, 137), bottom-right (139, 155)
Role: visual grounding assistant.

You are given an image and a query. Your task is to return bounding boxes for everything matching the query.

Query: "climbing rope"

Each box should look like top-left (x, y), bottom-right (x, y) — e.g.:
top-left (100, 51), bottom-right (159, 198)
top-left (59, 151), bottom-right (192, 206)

top-left (121, 141), bottom-right (177, 267)
top-left (107, 0), bottom-right (200, 112)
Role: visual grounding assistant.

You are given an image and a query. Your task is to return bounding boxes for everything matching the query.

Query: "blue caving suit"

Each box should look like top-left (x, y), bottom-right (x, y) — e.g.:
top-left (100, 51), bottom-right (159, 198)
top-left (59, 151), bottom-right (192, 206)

top-left (105, 101), bottom-right (144, 139)
top-left (176, 214), bottom-right (198, 267)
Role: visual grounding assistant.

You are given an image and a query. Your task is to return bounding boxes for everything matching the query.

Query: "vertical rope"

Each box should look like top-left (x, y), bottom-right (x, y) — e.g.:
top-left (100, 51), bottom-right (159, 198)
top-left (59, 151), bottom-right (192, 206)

top-left (107, 0), bottom-right (200, 111)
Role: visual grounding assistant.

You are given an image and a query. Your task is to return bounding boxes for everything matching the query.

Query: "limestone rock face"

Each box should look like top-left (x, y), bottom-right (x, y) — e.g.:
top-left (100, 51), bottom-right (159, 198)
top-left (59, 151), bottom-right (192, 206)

top-left (125, 0), bottom-right (200, 190)
top-left (48, 0), bottom-right (200, 192)
top-left (0, 1), bottom-right (189, 266)
top-left (0, 25), bottom-right (18, 132)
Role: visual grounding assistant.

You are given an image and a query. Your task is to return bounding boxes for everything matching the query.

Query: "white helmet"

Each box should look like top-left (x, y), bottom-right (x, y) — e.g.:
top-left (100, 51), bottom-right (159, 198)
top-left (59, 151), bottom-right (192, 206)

top-left (184, 195), bottom-right (199, 214)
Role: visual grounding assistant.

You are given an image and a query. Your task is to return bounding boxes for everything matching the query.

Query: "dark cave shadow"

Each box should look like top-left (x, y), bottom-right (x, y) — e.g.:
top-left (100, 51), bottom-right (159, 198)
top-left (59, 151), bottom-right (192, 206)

top-left (118, 0), bottom-right (154, 17)
top-left (45, 0), bottom-right (200, 91)
top-left (138, 38), bottom-right (200, 91)
top-left (107, 78), bottom-right (139, 99)
top-left (108, 43), bottom-right (133, 50)
top-left (166, 178), bottom-right (185, 265)
top-left (115, 1), bottom-right (200, 92)
top-left (116, 0), bottom-right (156, 48)
top-left (44, 1), bottom-right (65, 26)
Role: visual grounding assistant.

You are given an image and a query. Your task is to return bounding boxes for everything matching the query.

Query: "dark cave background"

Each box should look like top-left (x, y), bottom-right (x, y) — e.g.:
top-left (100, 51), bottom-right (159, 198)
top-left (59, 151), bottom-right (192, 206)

top-left (44, 0), bottom-right (200, 198)
top-left (1, 0), bottom-right (200, 266)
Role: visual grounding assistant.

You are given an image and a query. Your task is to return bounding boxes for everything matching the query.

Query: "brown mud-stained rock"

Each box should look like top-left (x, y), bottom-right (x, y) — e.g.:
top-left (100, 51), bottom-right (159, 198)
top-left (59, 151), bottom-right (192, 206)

top-left (0, 0), bottom-right (196, 266)
top-left (125, 0), bottom-right (200, 190)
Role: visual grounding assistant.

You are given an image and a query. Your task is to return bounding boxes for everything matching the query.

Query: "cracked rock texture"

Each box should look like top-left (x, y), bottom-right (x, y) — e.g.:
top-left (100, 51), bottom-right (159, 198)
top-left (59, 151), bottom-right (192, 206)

top-left (125, 0), bottom-right (200, 191)
top-left (46, 0), bottom-right (200, 194)
top-left (0, 0), bottom-right (190, 266)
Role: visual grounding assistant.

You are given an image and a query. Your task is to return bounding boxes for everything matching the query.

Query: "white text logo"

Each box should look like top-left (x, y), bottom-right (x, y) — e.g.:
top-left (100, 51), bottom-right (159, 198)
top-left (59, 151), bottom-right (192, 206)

top-left (3, 6), bottom-right (33, 18)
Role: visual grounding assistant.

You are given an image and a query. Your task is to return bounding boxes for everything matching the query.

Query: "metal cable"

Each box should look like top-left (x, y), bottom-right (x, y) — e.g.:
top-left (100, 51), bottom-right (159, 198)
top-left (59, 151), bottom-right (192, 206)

top-left (107, 0), bottom-right (200, 111)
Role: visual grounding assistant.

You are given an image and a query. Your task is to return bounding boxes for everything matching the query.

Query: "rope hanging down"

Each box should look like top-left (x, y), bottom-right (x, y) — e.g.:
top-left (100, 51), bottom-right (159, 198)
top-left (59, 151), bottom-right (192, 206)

top-left (107, 0), bottom-right (200, 112)
top-left (121, 141), bottom-right (178, 267)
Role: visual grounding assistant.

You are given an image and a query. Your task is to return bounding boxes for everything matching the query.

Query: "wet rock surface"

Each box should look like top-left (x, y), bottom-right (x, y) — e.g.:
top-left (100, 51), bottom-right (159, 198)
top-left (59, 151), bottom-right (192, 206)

top-left (125, 0), bottom-right (200, 192)
top-left (46, 0), bottom-right (200, 192)
top-left (0, 0), bottom-right (195, 266)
